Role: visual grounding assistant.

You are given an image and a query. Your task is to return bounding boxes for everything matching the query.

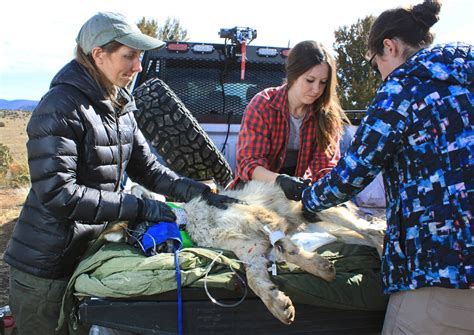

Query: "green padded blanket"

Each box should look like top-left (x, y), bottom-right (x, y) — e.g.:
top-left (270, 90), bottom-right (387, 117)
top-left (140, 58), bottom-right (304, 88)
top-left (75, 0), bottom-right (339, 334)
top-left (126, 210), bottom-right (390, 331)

top-left (59, 241), bottom-right (387, 331)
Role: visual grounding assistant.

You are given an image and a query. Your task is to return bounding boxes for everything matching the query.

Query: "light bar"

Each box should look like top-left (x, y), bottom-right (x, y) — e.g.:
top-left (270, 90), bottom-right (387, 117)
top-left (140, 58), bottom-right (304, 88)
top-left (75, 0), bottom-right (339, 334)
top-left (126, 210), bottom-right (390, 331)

top-left (192, 44), bottom-right (214, 54)
top-left (167, 43), bottom-right (189, 53)
top-left (257, 47), bottom-right (278, 57)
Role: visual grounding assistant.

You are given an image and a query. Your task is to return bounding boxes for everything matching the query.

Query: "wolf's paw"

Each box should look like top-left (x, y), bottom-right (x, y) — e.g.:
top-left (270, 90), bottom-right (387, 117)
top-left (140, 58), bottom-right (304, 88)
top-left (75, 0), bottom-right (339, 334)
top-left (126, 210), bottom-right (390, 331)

top-left (267, 288), bottom-right (295, 325)
top-left (304, 256), bottom-right (336, 282)
top-left (319, 259), bottom-right (336, 281)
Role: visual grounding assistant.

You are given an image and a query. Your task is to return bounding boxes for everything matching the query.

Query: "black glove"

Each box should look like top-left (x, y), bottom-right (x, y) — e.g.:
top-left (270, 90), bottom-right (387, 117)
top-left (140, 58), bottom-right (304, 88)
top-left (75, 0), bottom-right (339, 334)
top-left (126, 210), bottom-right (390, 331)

top-left (169, 177), bottom-right (210, 202)
top-left (302, 207), bottom-right (320, 222)
top-left (170, 177), bottom-right (241, 209)
top-left (275, 174), bottom-right (311, 201)
top-left (136, 198), bottom-right (177, 224)
top-left (201, 189), bottom-right (242, 210)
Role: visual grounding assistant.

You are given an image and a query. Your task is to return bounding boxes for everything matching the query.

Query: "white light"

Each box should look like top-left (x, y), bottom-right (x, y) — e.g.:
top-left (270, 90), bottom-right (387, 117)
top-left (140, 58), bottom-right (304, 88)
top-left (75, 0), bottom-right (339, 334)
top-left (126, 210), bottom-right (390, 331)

top-left (257, 48), bottom-right (278, 57)
top-left (192, 44), bottom-right (214, 53)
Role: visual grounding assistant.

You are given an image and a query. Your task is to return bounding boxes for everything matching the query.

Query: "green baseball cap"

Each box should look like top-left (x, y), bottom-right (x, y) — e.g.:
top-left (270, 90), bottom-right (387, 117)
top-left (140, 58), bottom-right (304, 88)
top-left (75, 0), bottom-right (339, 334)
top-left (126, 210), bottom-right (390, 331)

top-left (76, 12), bottom-right (165, 54)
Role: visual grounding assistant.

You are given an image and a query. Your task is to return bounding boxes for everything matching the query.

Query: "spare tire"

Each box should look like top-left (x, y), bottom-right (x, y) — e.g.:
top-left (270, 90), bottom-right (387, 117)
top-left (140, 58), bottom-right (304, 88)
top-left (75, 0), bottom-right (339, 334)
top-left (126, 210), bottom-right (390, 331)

top-left (133, 78), bottom-right (233, 187)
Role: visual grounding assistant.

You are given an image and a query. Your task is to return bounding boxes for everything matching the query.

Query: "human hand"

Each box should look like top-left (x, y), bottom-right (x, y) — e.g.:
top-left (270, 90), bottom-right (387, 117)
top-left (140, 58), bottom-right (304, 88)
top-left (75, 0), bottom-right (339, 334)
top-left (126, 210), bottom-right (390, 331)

top-left (302, 208), bottom-right (320, 222)
top-left (275, 174), bottom-right (311, 201)
top-left (137, 198), bottom-right (177, 223)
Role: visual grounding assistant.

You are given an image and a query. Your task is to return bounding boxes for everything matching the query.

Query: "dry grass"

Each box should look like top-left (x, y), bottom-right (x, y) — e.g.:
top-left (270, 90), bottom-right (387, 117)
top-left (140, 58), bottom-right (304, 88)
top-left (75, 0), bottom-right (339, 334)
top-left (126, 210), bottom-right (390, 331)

top-left (0, 110), bottom-right (30, 165)
top-left (0, 187), bottom-right (28, 226)
top-left (0, 111), bottom-right (30, 307)
top-left (0, 110), bottom-right (30, 225)
top-left (0, 110), bottom-right (30, 188)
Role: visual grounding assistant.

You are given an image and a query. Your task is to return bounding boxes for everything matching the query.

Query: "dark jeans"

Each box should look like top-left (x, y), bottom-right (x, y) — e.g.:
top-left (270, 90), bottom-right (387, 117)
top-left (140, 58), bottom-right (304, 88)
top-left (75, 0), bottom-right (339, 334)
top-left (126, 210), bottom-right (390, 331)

top-left (9, 267), bottom-right (69, 335)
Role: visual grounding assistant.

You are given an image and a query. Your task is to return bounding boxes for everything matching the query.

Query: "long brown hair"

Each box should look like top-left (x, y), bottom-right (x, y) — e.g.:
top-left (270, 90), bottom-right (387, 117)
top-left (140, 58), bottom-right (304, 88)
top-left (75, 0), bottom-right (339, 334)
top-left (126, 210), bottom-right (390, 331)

top-left (367, 0), bottom-right (442, 58)
top-left (286, 40), bottom-right (348, 156)
top-left (75, 41), bottom-right (124, 107)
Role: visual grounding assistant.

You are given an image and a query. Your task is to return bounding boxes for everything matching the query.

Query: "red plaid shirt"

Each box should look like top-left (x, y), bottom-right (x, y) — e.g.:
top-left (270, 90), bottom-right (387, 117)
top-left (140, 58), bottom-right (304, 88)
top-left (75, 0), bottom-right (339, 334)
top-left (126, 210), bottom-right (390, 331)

top-left (234, 84), bottom-right (340, 184)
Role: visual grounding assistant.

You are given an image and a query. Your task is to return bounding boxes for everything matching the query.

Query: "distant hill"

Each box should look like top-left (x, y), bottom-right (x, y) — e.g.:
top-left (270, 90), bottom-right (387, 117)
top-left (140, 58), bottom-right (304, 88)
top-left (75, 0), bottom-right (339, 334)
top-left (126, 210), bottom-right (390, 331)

top-left (0, 99), bottom-right (38, 112)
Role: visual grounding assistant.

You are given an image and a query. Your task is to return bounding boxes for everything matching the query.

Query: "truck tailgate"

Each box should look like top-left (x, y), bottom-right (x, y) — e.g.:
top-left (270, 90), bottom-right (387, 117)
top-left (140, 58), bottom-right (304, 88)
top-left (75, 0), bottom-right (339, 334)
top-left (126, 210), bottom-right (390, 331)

top-left (78, 288), bottom-right (384, 334)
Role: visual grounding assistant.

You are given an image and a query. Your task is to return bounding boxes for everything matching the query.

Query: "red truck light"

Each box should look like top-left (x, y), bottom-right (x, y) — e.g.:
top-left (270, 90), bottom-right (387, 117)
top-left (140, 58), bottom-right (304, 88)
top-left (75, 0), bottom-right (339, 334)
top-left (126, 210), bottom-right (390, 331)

top-left (167, 43), bottom-right (189, 53)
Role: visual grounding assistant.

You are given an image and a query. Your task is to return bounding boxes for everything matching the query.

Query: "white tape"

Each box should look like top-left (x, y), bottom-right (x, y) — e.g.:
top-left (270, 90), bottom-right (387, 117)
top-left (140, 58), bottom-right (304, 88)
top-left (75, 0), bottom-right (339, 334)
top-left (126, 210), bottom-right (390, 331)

top-left (263, 225), bottom-right (271, 235)
top-left (267, 262), bottom-right (278, 276)
top-left (269, 231), bottom-right (285, 246)
top-left (263, 225), bottom-right (285, 246)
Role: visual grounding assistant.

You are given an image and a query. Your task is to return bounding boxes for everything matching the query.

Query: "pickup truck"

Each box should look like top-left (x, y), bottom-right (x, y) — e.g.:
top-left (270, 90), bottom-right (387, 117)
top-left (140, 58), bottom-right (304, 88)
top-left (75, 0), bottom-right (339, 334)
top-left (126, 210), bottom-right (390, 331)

top-left (130, 27), bottom-right (366, 187)
top-left (72, 28), bottom-right (387, 334)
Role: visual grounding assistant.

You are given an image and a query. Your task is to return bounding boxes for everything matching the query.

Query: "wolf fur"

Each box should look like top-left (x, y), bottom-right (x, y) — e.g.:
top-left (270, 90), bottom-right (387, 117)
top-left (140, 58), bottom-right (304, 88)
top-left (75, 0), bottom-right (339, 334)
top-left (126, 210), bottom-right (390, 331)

top-left (104, 180), bottom-right (385, 325)
top-left (182, 181), bottom-right (384, 324)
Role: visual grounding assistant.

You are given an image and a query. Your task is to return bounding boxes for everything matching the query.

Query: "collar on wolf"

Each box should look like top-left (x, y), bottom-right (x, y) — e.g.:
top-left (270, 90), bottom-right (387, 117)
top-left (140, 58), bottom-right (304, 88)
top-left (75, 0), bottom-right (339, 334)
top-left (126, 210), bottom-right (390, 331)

top-left (263, 226), bottom-right (302, 275)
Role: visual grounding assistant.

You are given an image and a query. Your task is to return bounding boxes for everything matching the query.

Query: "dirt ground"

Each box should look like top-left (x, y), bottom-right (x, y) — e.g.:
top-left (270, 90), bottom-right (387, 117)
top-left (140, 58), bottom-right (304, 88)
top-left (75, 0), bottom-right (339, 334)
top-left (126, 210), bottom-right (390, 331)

top-left (0, 188), bottom-right (28, 307)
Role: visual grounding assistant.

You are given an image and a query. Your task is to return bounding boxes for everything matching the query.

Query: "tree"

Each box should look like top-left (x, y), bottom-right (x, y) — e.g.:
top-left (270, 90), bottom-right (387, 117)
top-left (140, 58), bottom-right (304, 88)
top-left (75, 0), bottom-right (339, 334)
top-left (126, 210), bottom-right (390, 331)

top-left (136, 17), bottom-right (188, 42)
top-left (158, 17), bottom-right (188, 41)
top-left (333, 16), bottom-right (381, 110)
top-left (137, 17), bottom-right (158, 38)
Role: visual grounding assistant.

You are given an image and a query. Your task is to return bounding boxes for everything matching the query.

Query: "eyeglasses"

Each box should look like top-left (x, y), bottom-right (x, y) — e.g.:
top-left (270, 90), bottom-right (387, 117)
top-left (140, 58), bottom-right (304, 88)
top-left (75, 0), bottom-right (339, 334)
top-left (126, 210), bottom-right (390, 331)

top-left (368, 53), bottom-right (379, 73)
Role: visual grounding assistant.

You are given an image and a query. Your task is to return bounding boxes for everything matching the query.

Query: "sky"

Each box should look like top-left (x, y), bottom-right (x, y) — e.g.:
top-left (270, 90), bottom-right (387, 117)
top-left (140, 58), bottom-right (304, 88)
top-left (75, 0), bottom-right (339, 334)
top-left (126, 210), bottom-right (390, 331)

top-left (1, 0), bottom-right (473, 101)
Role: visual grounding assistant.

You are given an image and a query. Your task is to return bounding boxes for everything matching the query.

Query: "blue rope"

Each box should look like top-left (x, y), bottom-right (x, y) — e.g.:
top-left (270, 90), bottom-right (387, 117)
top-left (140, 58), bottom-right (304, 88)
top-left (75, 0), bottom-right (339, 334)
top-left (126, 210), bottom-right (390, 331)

top-left (174, 249), bottom-right (182, 335)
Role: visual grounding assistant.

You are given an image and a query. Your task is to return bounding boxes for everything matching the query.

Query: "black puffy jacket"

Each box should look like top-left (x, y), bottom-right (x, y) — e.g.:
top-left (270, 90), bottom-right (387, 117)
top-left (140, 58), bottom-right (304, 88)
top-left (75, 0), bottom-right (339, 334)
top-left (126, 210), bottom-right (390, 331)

top-left (4, 60), bottom-right (184, 279)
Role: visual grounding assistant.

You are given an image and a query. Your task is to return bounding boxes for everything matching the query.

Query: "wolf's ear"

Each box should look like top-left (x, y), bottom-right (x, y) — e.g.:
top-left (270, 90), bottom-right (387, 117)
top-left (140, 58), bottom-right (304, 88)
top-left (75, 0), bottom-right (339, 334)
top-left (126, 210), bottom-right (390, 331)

top-left (104, 230), bottom-right (126, 242)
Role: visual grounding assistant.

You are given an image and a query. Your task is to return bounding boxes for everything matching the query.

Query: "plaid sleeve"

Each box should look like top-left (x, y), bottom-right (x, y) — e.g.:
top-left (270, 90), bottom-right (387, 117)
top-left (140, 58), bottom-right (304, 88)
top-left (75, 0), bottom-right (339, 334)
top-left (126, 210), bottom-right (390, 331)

top-left (304, 140), bottom-right (341, 181)
top-left (235, 95), bottom-right (272, 181)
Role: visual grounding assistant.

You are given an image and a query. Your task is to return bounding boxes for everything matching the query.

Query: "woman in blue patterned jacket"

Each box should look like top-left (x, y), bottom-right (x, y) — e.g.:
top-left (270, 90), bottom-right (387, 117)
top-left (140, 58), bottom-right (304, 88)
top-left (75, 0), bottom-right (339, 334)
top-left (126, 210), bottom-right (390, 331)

top-left (298, 0), bottom-right (473, 333)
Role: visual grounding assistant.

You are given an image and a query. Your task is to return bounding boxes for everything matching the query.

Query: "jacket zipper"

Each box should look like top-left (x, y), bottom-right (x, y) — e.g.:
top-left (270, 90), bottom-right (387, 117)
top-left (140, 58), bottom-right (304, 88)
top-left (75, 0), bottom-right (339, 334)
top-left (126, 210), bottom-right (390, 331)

top-left (114, 109), bottom-right (123, 192)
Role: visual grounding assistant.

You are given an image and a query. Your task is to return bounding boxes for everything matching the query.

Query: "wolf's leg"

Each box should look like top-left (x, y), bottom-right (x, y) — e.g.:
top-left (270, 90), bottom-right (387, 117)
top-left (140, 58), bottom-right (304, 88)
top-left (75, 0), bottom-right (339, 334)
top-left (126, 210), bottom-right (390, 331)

top-left (258, 209), bottom-right (337, 281)
top-left (273, 236), bottom-right (336, 281)
top-left (225, 238), bottom-right (296, 325)
top-left (244, 205), bottom-right (336, 281)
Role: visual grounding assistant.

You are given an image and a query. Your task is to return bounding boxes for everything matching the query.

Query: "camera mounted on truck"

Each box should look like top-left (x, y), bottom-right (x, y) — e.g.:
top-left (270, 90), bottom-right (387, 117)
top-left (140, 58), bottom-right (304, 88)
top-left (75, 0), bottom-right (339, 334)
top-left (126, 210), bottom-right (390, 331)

top-left (218, 27), bottom-right (257, 79)
top-left (219, 27), bottom-right (257, 45)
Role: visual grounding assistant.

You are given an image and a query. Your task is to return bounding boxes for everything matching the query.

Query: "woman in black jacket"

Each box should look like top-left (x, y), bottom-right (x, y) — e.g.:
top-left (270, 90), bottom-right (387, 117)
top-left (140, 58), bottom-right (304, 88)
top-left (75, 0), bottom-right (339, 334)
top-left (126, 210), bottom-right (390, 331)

top-left (4, 12), bottom-right (237, 334)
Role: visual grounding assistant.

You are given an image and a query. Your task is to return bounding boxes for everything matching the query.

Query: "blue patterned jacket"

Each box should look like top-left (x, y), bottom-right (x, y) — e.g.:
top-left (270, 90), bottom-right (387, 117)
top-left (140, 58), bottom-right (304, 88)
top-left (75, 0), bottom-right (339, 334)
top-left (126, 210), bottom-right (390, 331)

top-left (302, 43), bottom-right (473, 293)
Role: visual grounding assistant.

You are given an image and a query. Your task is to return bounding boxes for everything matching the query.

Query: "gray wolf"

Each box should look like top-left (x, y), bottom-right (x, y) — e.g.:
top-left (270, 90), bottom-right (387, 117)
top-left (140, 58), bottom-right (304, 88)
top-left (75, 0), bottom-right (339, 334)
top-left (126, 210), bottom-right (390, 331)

top-left (105, 180), bottom-right (384, 324)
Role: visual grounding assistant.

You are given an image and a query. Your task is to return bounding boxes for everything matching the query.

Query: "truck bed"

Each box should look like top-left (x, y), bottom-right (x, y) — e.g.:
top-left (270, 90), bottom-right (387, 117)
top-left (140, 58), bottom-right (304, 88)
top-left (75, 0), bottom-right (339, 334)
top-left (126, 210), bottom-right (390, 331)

top-left (78, 287), bottom-right (385, 334)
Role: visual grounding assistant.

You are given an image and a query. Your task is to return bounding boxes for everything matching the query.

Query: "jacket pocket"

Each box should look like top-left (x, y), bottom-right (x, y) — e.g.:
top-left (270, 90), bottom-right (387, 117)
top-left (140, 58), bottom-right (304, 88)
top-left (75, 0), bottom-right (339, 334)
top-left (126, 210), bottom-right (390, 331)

top-left (10, 269), bottom-right (44, 298)
top-left (12, 278), bottom-right (37, 292)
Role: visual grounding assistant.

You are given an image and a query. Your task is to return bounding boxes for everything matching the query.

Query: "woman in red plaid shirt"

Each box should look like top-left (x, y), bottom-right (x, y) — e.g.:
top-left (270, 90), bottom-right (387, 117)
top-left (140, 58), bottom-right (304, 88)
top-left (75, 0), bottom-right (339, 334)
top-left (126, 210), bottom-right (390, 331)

top-left (233, 40), bottom-right (348, 200)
